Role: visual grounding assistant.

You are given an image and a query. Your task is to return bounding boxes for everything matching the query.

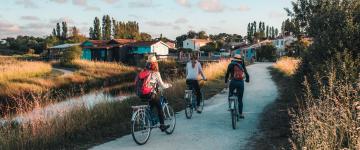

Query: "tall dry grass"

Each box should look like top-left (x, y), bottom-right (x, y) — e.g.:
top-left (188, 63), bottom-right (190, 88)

top-left (289, 53), bottom-right (360, 149)
top-left (72, 60), bottom-right (136, 78)
top-left (0, 56), bottom-right (52, 82)
top-left (273, 57), bottom-right (301, 76)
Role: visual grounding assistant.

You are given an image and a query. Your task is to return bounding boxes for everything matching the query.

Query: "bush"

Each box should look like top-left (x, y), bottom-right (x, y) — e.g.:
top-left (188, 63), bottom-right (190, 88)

top-left (256, 44), bottom-right (276, 62)
top-left (61, 46), bottom-right (82, 64)
top-left (290, 52), bottom-right (360, 149)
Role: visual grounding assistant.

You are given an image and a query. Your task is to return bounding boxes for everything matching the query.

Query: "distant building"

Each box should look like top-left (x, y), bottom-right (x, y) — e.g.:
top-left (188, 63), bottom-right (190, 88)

top-left (165, 41), bottom-right (176, 49)
top-left (129, 41), bottom-right (169, 57)
top-left (81, 39), bottom-right (136, 61)
top-left (182, 39), bottom-right (211, 51)
top-left (47, 43), bottom-right (81, 60)
top-left (272, 36), bottom-right (297, 56)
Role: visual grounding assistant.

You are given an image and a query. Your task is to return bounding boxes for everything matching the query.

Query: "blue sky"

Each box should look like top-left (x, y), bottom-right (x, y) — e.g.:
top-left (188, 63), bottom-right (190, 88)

top-left (0, 0), bottom-right (293, 40)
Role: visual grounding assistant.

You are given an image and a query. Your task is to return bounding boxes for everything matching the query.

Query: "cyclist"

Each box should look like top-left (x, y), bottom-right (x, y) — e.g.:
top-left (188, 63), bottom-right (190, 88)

top-left (140, 55), bottom-right (171, 131)
top-left (225, 54), bottom-right (250, 119)
top-left (186, 54), bottom-right (207, 113)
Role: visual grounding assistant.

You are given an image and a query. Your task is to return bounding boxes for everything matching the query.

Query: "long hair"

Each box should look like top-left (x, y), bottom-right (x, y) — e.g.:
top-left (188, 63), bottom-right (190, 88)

top-left (149, 62), bottom-right (159, 72)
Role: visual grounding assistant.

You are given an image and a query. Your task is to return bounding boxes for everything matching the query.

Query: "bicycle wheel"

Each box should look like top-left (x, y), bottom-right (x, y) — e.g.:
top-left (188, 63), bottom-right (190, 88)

top-left (185, 97), bottom-right (193, 119)
top-left (131, 111), bottom-right (151, 145)
top-left (231, 109), bottom-right (237, 130)
top-left (199, 90), bottom-right (205, 112)
top-left (163, 104), bottom-right (176, 134)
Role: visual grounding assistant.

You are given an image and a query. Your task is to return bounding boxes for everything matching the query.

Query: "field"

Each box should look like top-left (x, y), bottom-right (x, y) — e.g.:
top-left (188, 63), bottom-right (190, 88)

top-left (0, 59), bottom-right (231, 149)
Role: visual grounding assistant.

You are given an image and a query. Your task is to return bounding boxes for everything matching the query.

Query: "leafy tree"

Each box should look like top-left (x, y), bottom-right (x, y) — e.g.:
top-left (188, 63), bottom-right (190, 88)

top-left (187, 30), bottom-right (197, 39)
top-left (52, 28), bottom-right (57, 37)
top-left (61, 22), bottom-right (68, 40)
top-left (198, 31), bottom-right (208, 39)
top-left (61, 46), bottom-right (82, 64)
top-left (93, 17), bottom-right (101, 40)
top-left (102, 15), bottom-right (112, 40)
top-left (89, 27), bottom-right (94, 39)
top-left (256, 44), bottom-right (276, 61)
top-left (139, 32), bottom-right (152, 41)
top-left (56, 23), bottom-right (61, 39)
top-left (175, 34), bottom-right (187, 48)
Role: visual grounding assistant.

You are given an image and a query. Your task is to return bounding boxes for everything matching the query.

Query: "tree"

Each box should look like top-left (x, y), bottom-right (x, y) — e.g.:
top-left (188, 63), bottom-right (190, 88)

top-left (187, 30), bottom-right (197, 39)
top-left (198, 31), bottom-right (208, 39)
top-left (93, 17), bottom-right (101, 40)
top-left (61, 22), bottom-right (68, 40)
top-left (102, 15), bottom-right (112, 40)
top-left (68, 26), bottom-right (87, 43)
top-left (61, 46), bottom-right (82, 64)
top-left (266, 26), bottom-right (269, 38)
top-left (89, 27), bottom-right (94, 39)
top-left (139, 32), bottom-right (152, 41)
top-left (52, 28), bottom-right (57, 37)
top-left (175, 34), bottom-right (188, 48)
top-left (256, 44), bottom-right (276, 62)
top-left (56, 23), bottom-right (61, 39)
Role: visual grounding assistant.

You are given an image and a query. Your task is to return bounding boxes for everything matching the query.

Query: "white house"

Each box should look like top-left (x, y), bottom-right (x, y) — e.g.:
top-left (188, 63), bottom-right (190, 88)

top-left (130, 41), bottom-right (169, 57)
top-left (272, 36), bottom-right (297, 56)
top-left (183, 39), bottom-right (211, 51)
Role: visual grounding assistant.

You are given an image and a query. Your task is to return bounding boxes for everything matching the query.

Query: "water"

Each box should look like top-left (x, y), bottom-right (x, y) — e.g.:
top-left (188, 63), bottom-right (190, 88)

top-left (0, 86), bottom-right (133, 125)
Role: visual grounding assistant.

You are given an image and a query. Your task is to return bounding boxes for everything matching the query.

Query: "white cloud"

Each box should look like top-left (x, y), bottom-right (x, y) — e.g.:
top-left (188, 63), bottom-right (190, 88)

top-left (50, 0), bottom-right (67, 4)
top-left (174, 17), bottom-right (188, 24)
top-left (15, 0), bottom-right (38, 8)
top-left (237, 5), bottom-right (250, 12)
top-left (0, 21), bottom-right (21, 33)
top-left (198, 0), bottom-right (224, 13)
top-left (146, 21), bottom-right (172, 27)
top-left (129, 0), bottom-right (156, 8)
top-left (72, 0), bottom-right (87, 6)
top-left (50, 17), bottom-right (74, 24)
top-left (85, 6), bottom-right (101, 11)
top-left (175, 0), bottom-right (190, 7)
top-left (21, 16), bottom-right (40, 21)
top-left (102, 0), bottom-right (119, 4)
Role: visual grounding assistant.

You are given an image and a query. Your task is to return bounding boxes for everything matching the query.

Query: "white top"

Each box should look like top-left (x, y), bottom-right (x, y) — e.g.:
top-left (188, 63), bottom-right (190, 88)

top-left (148, 71), bottom-right (170, 91)
top-left (186, 61), bottom-right (206, 80)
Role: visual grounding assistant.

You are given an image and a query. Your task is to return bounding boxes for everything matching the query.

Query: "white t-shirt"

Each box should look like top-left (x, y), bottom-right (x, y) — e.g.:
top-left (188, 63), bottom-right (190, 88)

top-left (186, 61), bottom-right (205, 80)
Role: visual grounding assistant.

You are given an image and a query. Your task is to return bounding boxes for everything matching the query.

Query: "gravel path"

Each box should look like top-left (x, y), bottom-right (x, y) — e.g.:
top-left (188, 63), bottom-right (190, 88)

top-left (91, 63), bottom-right (278, 150)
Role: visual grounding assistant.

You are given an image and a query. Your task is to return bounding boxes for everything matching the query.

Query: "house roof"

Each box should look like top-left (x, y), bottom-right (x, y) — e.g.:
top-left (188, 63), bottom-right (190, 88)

top-left (129, 41), bottom-right (169, 47)
top-left (110, 39), bottom-right (137, 45)
top-left (49, 43), bottom-right (81, 49)
top-left (186, 39), bottom-right (211, 43)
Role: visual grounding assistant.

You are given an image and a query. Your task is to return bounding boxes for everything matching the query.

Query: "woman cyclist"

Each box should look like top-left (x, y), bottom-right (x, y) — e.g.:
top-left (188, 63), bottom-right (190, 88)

top-left (144, 55), bottom-right (172, 131)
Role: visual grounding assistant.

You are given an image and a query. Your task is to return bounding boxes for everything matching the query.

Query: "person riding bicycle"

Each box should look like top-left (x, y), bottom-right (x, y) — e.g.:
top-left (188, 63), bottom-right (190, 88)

top-left (225, 54), bottom-right (250, 119)
top-left (139, 55), bottom-right (171, 131)
top-left (186, 54), bottom-right (207, 113)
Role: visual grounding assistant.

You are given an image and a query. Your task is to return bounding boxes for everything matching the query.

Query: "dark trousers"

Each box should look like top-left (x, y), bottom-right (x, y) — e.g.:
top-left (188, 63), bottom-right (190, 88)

top-left (186, 79), bottom-right (201, 106)
top-left (229, 80), bottom-right (244, 114)
top-left (148, 94), bottom-right (165, 125)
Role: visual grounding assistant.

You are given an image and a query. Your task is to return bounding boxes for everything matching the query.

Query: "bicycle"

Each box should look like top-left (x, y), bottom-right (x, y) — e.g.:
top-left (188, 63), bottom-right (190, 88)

top-left (184, 80), bottom-right (205, 119)
top-left (228, 89), bottom-right (239, 130)
top-left (131, 89), bottom-right (176, 145)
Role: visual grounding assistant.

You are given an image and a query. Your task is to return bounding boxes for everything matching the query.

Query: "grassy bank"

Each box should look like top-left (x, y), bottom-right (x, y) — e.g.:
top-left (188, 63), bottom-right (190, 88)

top-left (249, 56), bottom-right (359, 149)
top-left (0, 57), bottom-right (137, 115)
top-left (0, 60), bottom-right (230, 149)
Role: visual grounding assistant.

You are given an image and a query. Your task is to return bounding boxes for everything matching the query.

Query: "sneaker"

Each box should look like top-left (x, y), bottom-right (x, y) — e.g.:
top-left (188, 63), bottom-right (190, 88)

top-left (239, 114), bottom-right (245, 119)
top-left (196, 107), bottom-right (202, 113)
top-left (160, 124), bottom-right (170, 132)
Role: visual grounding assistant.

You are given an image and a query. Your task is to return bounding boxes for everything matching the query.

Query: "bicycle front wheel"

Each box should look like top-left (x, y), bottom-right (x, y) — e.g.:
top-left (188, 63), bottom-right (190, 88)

top-left (163, 104), bottom-right (176, 134)
top-left (231, 109), bottom-right (237, 130)
top-left (185, 98), bottom-right (193, 119)
top-left (131, 111), bottom-right (151, 145)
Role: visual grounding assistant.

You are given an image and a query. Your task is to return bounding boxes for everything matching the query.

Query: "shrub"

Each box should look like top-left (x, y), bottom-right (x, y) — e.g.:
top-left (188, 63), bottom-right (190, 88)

top-left (61, 46), bottom-right (82, 64)
top-left (256, 44), bottom-right (276, 62)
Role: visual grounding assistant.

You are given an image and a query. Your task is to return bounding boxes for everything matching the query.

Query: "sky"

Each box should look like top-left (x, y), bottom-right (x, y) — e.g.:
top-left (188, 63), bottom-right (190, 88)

top-left (0, 0), bottom-right (293, 40)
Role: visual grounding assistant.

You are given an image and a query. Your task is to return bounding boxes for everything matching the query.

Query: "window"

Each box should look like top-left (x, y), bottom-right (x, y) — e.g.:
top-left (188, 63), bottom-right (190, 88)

top-left (281, 41), bottom-right (284, 45)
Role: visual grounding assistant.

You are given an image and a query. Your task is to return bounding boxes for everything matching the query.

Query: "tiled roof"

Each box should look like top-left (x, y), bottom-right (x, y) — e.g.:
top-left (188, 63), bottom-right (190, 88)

top-left (110, 39), bottom-right (137, 44)
top-left (129, 41), bottom-right (159, 47)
